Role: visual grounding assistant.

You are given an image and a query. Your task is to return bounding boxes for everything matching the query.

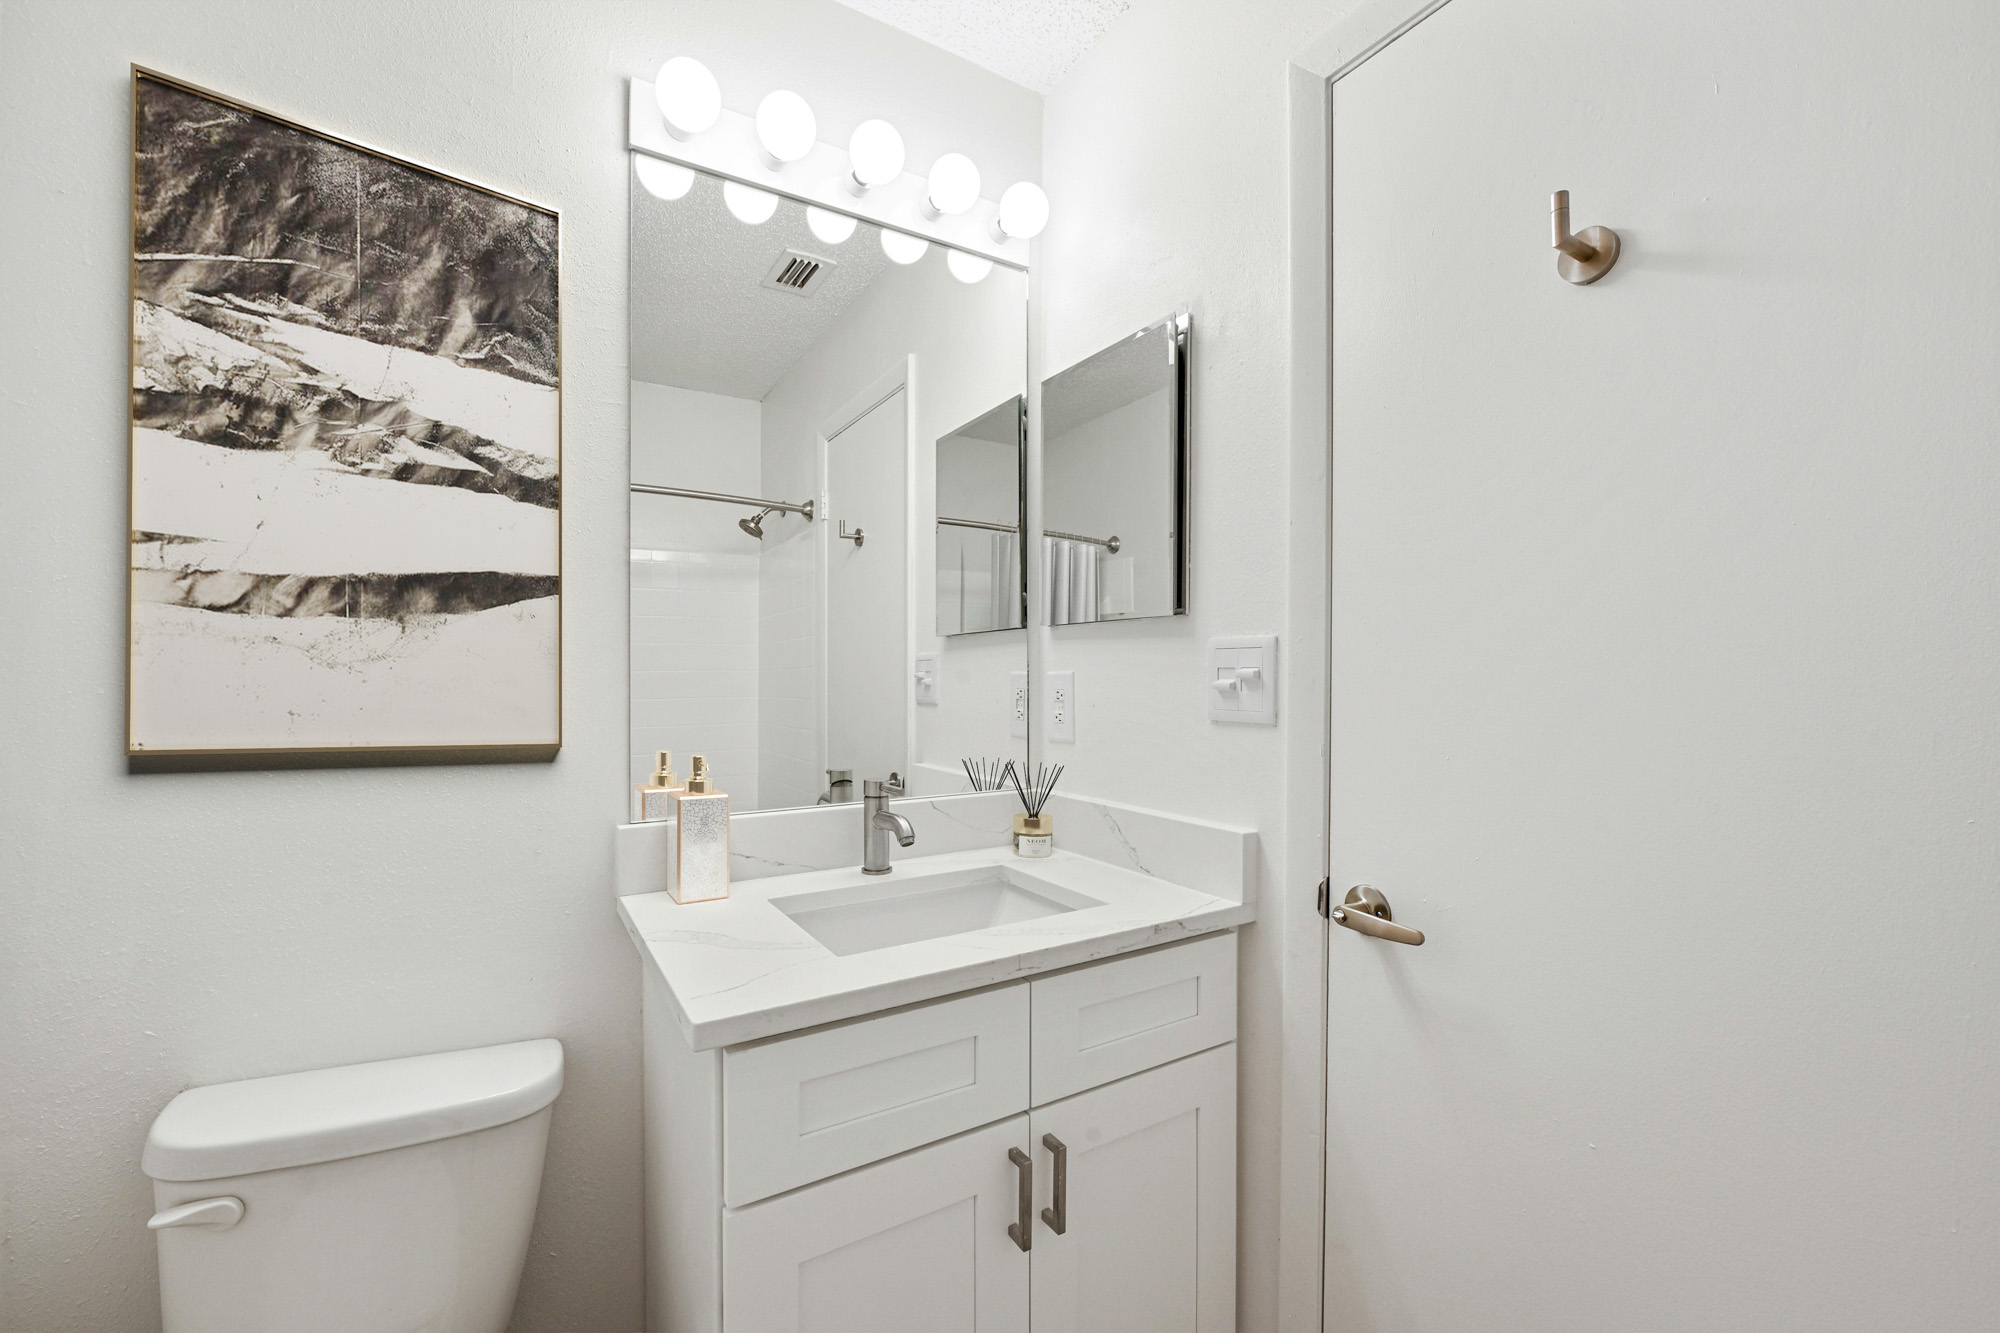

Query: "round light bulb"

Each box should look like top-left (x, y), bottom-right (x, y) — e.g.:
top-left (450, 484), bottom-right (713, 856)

top-left (654, 57), bottom-right (721, 140)
top-left (723, 181), bottom-right (779, 225)
top-left (880, 229), bottom-right (929, 265)
top-left (847, 119), bottom-right (906, 191)
top-left (755, 90), bottom-right (816, 166)
top-left (806, 207), bottom-right (858, 244)
top-left (634, 156), bottom-right (695, 201)
top-left (995, 181), bottom-right (1050, 240)
top-left (946, 249), bottom-right (993, 284)
top-left (926, 153), bottom-right (982, 216)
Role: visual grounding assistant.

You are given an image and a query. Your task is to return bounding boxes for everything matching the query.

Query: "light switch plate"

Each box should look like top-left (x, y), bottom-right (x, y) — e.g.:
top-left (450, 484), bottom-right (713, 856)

top-left (914, 654), bottom-right (939, 705)
top-left (1046, 670), bottom-right (1076, 743)
top-left (1207, 635), bottom-right (1277, 725)
top-left (1009, 671), bottom-right (1028, 739)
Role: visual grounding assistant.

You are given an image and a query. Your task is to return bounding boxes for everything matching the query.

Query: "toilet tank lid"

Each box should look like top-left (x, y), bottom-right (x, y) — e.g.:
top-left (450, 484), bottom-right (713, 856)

top-left (142, 1038), bottom-right (563, 1182)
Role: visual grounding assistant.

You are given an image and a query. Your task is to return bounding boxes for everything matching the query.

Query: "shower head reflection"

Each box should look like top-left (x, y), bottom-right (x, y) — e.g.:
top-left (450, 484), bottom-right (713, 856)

top-left (739, 507), bottom-right (778, 540)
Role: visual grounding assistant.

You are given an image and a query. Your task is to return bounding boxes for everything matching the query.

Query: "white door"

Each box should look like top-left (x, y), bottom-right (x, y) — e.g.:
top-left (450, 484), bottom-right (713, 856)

top-left (1326, 2), bottom-right (2000, 1329)
top-left (722, 1114), bottom-right (1030, 1333)
top-left (1030, 1044), bottom-right (1236, 1333)
top-left (824, 387), bottom-right (909, 782)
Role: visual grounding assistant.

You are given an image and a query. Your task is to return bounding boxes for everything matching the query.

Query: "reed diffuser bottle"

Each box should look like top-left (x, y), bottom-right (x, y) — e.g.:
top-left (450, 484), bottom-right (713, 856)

top-left (1009, 763), bottom-right (1063, 858)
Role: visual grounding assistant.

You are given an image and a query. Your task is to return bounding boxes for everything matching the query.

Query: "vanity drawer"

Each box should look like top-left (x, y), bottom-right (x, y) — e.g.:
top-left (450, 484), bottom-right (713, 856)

top-left (1030, 930), bottom-right (1237, 1105)
top-left (722, 983), bottom-right (1030, 1206)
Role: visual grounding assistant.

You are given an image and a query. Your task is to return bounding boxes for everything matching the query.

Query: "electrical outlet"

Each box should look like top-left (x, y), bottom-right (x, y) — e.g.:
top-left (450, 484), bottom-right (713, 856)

top-left (1009, 671), bottom-right (1028, 739)
top-left (914, 654), bottom-right (939, 705)
top-left (1046, 670), bottom-right (1076, 743)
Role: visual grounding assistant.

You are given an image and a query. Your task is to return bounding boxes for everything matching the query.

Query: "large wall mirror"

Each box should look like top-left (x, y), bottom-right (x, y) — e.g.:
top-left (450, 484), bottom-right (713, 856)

top-left (1040, 312), bottom-right (1189, 624)
top-left (629, 157), bottom-right (1029, 813)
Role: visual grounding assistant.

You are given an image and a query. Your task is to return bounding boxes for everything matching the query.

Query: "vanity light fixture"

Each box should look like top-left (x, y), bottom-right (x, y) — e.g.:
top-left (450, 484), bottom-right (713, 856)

top-left (881, 229), bottom-right (929, 264)
top-left (806, 206), bottom-right (858, 244)
top-left (723, 181), bottom-right (779, 225)
top-left (846, 119), bottom-right (906, 195)
top-left (924, 153), bottom-right (982, 218)
top-left (754, 90), bottom-right (816, 168)
top-left (993, 181), bottom-right (1050, 241)
top-left (946, 249), bottom-right (993, 284)
top-left (634, 155), bottom-right (695, 201)
top-left (654, 57), bottom-right (721, 140)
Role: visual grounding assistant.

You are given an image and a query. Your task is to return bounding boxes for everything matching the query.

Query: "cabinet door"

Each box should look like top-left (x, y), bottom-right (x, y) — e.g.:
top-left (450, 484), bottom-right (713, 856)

top-left (1028, 1044), bottom-right (1237, 1333)
top-left (722, 1114), bottom-right (1031, 1333)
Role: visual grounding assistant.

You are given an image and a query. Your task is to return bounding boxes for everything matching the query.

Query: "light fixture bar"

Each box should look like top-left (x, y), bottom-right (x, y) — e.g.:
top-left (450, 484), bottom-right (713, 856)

top-left (628, 78), bottom-right (1030, 271)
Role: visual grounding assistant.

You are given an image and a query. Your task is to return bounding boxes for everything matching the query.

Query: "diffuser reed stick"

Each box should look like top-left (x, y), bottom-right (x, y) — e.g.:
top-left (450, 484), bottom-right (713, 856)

top-left (1008, 763), bottom-right (1064, 818)
top-left (962, 757), bottom-right (1017, 792)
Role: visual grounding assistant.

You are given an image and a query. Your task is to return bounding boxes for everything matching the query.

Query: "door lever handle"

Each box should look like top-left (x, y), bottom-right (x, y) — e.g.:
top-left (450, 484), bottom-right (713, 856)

top-left (1330, 884), bottom-right (1425, 946)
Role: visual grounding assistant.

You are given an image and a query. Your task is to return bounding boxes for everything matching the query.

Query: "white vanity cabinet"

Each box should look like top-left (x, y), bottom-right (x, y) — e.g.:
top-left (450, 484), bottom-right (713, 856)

top-left (643, 931), bottom-right (1238, 1333)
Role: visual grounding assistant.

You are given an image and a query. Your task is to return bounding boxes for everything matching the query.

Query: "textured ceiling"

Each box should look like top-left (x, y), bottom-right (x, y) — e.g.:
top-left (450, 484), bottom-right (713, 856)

top-left (832, 0), bottom-right (1130, 94)
top-left (1044, 323), bottom-right (1173, 438)
top-left (630, 165), bottom-right (892, 399)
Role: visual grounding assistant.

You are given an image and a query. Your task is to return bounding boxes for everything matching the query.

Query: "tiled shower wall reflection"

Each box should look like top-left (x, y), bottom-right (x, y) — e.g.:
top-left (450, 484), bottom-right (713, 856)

top-left (630, 550), bottom-right (760, 808)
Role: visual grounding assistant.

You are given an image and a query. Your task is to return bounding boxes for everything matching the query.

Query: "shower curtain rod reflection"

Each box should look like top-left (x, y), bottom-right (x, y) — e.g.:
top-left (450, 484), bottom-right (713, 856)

top-left (1044, 527), bottom-right (1121, 554)
top-left (631, 483), bottom-right (815, 521)
top-left (938, 516), bottom-right (1017, 533)
top-left (939, 516), bottom-right (1119, 553)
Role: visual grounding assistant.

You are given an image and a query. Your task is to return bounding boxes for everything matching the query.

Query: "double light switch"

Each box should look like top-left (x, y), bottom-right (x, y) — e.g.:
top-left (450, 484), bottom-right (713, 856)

top-left (1207, 635), bottom-right (1277, 725)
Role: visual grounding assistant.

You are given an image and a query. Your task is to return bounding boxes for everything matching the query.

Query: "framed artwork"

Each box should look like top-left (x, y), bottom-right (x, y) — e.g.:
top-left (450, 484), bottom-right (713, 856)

top-left (128, 68), bottom-right (560, 767)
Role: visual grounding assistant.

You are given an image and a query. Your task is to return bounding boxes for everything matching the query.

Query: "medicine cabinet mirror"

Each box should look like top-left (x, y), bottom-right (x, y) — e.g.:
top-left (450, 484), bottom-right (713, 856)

top-left (1039, 312), bottom-right (1190, 625)
top-left (628, 157), bottom-right (1029, 814)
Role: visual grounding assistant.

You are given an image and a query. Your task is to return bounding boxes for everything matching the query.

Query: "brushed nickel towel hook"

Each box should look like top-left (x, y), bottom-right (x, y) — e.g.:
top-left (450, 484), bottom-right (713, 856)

top-left (1551, 189), bottom-right (1619, 285)
top-left (837, 519), bottom-right (865, 547)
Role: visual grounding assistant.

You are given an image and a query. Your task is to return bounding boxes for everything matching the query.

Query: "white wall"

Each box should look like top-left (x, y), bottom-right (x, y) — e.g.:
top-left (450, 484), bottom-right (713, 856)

top-left (1036, 2), bottom-right (1364, 1328)
top-left (0, 4), bottom-right (1039, 1329)
top-left (630, 383), bottom-right (764, 805)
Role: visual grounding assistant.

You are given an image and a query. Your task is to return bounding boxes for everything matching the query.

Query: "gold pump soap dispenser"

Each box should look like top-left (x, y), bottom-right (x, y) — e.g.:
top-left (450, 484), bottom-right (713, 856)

top-left (636, 750), bottom-right (682, 823)
top-left (667, 754), bottom-right (731, 904)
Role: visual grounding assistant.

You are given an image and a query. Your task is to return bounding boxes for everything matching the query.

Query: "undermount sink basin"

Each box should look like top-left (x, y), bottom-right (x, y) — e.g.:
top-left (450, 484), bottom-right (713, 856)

top-left (771, 865), bottom-right (1103, 957)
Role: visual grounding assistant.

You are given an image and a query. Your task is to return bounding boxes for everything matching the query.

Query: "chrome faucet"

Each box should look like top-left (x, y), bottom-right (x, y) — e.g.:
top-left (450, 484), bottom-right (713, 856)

top-left (861, 774), bottom-right (915, 874)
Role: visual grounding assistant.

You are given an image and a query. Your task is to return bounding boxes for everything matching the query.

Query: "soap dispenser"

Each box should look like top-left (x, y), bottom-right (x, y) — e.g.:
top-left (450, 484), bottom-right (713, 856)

top-left (636, 750), bottom-right (682, 823)
top-left (668, 754), bottom-right (731, 904)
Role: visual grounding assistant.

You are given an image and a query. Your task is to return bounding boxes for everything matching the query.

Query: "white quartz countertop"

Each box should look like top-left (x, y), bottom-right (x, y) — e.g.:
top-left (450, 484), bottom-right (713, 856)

top-left (618, 845), bottom-right (1254, 1050)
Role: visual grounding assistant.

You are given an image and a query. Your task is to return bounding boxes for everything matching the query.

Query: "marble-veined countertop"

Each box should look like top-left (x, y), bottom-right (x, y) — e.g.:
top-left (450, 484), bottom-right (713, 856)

top-left (618, 843), bottom-right (1254, 1050)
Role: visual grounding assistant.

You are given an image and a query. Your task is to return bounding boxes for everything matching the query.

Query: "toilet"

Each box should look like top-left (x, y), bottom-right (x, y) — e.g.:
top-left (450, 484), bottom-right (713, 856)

top-left (142, 1038), bottom-right (563, 1333)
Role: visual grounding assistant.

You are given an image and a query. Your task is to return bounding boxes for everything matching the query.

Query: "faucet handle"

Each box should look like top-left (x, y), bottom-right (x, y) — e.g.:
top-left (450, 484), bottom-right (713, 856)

top-left (862, 773), bottom-right (905, 799)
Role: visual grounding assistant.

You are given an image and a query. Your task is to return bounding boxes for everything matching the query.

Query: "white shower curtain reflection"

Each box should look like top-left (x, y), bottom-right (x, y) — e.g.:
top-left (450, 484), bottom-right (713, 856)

top-left (1044, 536), bottom-right (1100, 625)
top-left (939, 525), bottom-right (1020, 632)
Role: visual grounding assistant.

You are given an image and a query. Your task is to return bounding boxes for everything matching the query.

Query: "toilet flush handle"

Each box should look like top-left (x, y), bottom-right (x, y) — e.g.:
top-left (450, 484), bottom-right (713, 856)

top-left (147, 1196), bottom-right (245, 1231)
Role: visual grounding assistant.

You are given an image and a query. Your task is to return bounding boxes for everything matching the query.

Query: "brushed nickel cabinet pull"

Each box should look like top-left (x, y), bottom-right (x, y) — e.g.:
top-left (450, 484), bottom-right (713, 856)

top-left (1040, 1134), bottom-right (1068, 1234)
top-left (1007, 1146), bottom-right (1033, 1251)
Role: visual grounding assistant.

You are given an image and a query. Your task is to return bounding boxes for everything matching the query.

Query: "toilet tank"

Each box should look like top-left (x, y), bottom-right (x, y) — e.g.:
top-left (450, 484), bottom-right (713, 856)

top-left (143, 1039), bottom-right (564, 1333)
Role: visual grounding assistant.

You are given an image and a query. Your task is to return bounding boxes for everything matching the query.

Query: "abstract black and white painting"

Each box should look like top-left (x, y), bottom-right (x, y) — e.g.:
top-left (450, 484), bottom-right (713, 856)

top-left (129, 70), bottom-right (560, 761)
